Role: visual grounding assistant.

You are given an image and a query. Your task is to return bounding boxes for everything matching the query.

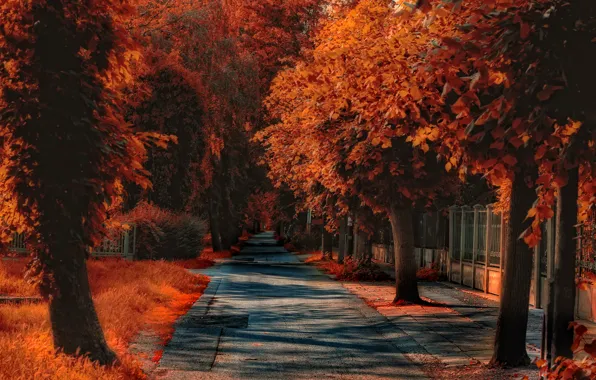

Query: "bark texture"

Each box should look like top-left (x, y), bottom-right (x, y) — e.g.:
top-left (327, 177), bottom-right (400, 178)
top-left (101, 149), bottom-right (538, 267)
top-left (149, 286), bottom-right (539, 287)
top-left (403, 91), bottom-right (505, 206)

top-left (490, 170), bottom-right (536, 366)
top-left (208, 193), bottom-right (223, 252)
top-left (551, 166), bottom-right (579, 359)
top-left (338, 216), bottom-right (347, 264)
top-left (388, 203), bottom-right (421, 303)
top-left (44, 247), bottom-right (116, 364)
top-left (322, 228), bottom-right (334, 259)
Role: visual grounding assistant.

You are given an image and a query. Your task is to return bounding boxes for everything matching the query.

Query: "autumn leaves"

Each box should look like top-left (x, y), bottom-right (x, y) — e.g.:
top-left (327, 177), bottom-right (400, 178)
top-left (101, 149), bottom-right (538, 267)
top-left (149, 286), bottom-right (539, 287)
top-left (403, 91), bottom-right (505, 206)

top-left (259, 0), bottom-right (595, 368)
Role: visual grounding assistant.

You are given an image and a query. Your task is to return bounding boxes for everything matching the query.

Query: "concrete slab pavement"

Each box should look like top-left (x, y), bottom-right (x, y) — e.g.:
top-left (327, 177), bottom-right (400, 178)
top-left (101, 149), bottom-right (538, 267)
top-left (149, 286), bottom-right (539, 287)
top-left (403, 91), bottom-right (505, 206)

top-left (156, 232), bottom-right (429, 380)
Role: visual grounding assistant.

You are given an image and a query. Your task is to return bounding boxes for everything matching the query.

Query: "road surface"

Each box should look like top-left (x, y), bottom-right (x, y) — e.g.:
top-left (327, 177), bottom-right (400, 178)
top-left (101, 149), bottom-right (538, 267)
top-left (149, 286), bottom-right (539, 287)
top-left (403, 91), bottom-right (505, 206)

top-left (157, 232), bottom-right (427, 380)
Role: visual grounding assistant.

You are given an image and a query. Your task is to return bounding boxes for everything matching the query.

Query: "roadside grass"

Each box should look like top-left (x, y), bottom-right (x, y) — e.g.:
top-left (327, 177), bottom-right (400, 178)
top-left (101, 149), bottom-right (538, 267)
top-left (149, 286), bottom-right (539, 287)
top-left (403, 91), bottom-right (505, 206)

top-left (0, 257), bottom-right (209, 379)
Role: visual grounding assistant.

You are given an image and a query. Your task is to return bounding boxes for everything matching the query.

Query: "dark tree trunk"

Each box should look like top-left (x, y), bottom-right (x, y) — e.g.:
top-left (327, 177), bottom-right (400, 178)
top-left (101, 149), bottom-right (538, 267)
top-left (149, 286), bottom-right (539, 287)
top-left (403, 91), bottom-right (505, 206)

top-left (338, 216), bottom-right (347, 264)
top-left (364, 238), bottom-right (373, 264)
top-left (490, 169), bottom-right (537, 367)
top-left (208, 193), bottom-right (223, 252)
top-left (388, 202), bottom-right (421, 303)
top-left (551, 166), bottom-right (579, 359)
top-left (347, 215), bottom-right (354, 258)
top-left (542, 271), bottom-right (555, 365)
top-left (322, 228), bottom-right (333, 259)
top-left (43, 247), bottom-right (116, 365)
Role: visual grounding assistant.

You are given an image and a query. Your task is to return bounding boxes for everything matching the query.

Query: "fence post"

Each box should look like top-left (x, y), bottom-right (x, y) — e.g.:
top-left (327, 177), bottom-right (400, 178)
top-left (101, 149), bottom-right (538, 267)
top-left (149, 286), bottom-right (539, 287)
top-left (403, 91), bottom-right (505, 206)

top-left (472, 205), bottom-right (482, 289)
top-left (533, 228), bottom-right (541, 308)
top-left (460, 206), bottom-right (470, 285)
top-left (499, 211), bottom-right (505, 275)
top-left (448, 206), bottom-right (456, 281)
top-left (484, 205), bottom-right (492, 293)
top-left (123, 229), bottom-right (131, 260)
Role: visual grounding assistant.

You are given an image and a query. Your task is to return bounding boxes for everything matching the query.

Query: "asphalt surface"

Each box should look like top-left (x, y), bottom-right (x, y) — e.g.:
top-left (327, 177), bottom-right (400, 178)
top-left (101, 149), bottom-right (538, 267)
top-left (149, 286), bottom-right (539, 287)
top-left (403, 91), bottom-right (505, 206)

top-left (157, 232), bottom-right (428, 380)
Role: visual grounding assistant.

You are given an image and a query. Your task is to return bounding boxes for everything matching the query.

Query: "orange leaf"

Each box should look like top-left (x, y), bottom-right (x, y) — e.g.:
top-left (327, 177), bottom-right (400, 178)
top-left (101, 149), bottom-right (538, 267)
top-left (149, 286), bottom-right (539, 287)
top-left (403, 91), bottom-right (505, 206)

top-left (537, 85), bottom-right (564, 101)
top-left (520, 22), bottom-right (530, 39)
top-left (410, 86), bottom-right (422, 101)
top-left (584, 339), bottom-right (596, 358)
top-left (502, 154), bottom-right (518, 166)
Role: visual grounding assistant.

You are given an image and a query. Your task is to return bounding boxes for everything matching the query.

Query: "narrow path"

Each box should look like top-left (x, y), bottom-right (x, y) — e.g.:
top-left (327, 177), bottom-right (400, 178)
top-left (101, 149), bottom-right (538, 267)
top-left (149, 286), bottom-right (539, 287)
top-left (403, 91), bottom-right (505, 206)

top-left (157, 232), bottom-right (427, 379)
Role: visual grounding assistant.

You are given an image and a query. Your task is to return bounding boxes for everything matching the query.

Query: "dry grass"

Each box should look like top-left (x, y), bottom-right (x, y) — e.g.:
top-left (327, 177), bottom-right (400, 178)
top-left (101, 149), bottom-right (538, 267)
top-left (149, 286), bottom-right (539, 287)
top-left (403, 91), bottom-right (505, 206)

top-left (0, 258), bottom-right (37, 296)
top-left (0, 258), bottom-right (209, 379)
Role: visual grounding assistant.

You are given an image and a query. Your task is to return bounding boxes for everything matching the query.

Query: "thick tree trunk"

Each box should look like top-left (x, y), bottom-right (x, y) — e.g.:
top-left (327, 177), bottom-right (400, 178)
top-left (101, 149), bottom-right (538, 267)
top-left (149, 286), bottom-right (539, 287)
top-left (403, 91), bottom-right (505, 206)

top-left (388, 203), bottom-right (421, 303)
top-left (490, 170), bottom-right (537, 367)
top-left (338, 216), bottom-right (347, 264)
top-left (551, 166), bottom-right (579, 359)
top-left (43, 247), bottom-right (116, 365)
top-left (208, 194), bottom-right (223, 252)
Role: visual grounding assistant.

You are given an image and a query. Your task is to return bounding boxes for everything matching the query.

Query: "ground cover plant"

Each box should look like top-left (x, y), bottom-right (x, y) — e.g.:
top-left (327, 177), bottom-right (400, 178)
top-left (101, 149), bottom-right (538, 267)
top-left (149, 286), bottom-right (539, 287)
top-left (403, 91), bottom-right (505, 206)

top-left (308, 253), bottom-right (391, 282)
top-left (0, 258), bottom-right (208, 379)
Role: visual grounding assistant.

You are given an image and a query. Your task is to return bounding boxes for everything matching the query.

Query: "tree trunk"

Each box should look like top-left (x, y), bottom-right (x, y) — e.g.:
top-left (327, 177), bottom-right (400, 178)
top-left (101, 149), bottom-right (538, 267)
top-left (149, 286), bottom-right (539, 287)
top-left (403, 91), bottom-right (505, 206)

top-left (542, 279), bottom-right (555, 365)
top-left (322, 228), bottom-right (333, 259)
top-left (388, 202), bottom-right (421, 303)
top-left (551, 166), bottom-right (579, 359)
top-left (490, 169), bottom-right (537, 367)
top-left (347, 215), bottom-right (354, 258)
top-left (208, 193), bottom-right (223, 252)
top-left (338, 216), bottom-right (347, 264)
top-left (364, 238), bottom-right (373, 264)
top-left (43, 247), bottom-right (116, 365)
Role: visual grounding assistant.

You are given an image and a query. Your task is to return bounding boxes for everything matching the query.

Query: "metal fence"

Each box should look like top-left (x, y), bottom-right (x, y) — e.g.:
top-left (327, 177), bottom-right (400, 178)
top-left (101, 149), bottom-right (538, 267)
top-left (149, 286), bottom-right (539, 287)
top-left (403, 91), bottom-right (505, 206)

top-left (449, 205), bottom-right (502, 268)
top-left (578, 212), bottom-right (596, 279)
top-left (4, 224), bottom-right (137, 260)
top-left (415, 212), bottom-right (448, 249)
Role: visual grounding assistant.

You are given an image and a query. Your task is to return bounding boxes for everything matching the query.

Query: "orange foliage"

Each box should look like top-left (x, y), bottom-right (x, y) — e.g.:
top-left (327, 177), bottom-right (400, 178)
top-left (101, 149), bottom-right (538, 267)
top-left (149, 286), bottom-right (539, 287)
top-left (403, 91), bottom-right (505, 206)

top-left (416, 267), bottom-right (439, 282)
top-left (535, 322), bottom-right (596, 379)
top-left (0, 259), bottom-right (208, 379)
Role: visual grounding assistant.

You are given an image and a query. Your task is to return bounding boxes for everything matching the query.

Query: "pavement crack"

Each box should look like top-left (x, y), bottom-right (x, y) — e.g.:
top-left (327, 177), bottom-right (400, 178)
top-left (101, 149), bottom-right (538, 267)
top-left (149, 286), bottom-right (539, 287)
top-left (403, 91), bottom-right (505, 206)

top-left (209, 328), bottom-right (224, 371)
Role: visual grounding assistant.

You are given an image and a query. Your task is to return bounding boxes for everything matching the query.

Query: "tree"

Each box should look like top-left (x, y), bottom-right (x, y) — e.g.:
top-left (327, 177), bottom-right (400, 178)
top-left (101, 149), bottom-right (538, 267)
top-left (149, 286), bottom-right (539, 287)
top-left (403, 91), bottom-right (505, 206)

top-left (0, 0), bottom-right (167, 364)
top-left (127, 0), bottom-right (263, 250)
top-left (260, 0), bottom-right (457, 303)
top-left (415, 0), bottom-right (596, 365)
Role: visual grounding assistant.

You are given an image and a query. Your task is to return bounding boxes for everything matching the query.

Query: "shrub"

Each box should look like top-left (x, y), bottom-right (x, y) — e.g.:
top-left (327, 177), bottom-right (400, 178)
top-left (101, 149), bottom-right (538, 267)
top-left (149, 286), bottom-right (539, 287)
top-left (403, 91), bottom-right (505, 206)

top-left (289, 231), bottom-right (321, 251)
top-left (416, 267), bottom-right (439, 282)
top-left (315, 256), bottom-right (391, 282)
top-left (115, 202), bottom-right (206, 260)
top-left (535, 323), bottom-right (596, 379)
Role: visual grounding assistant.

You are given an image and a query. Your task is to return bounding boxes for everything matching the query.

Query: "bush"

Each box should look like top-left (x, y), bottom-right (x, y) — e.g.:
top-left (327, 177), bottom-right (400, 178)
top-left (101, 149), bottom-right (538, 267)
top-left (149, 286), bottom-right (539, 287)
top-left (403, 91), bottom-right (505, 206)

top-left (289, 231), bottom-right (321, 251)
top-left (115, 202), bottom-right (206, 260)
top-left (316, 256), bottom-right (391, 282)
top-left (416, 266), bottom-right (439, 282)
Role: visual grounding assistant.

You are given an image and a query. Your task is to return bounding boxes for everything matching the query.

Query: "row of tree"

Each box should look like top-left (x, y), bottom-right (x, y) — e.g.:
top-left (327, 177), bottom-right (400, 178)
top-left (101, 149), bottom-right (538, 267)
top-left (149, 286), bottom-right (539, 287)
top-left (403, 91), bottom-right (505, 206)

top-left (259, 0), bottom-right (596, 368)
top-left (0, 0), bottom-right (321, 366)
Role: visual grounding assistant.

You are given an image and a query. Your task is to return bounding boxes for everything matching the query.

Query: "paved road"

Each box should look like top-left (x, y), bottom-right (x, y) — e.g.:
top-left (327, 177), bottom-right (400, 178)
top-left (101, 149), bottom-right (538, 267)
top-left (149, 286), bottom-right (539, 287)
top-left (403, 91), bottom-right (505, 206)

top-left (157, 232), bottom-right (427, 380)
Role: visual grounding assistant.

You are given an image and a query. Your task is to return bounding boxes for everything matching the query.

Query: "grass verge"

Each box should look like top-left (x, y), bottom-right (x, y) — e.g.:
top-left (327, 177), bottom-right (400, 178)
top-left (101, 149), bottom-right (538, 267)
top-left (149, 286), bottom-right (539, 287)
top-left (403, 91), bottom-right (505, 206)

top-left (0, 257), bottom-right (209, 379)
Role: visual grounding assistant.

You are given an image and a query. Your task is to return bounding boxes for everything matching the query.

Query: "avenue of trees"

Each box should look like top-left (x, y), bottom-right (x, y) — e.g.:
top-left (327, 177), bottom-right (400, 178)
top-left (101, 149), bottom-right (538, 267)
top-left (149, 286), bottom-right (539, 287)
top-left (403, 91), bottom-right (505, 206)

top-left (0, 0), bottom-right (594, 375)
top-left (0, 0), bottom-right (320, 366)
top-left (259, 0), bottom-right (596, 369)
